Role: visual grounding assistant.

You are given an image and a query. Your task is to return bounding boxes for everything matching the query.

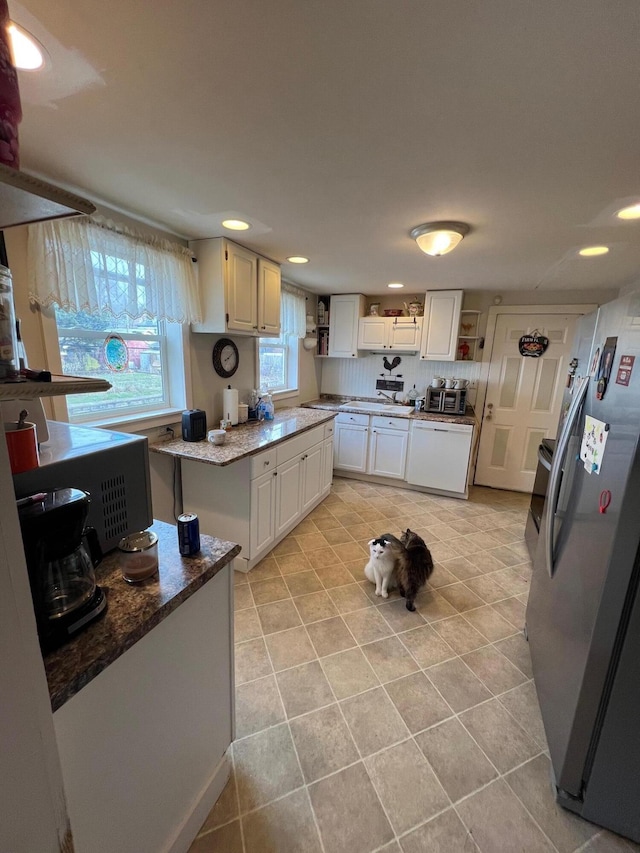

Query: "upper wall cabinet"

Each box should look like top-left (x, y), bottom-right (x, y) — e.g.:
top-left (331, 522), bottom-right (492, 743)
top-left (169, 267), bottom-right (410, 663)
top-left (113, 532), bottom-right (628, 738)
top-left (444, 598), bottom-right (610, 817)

top-left (358, 316), bottom-right (422, 352)
top-left (420, 289), bottom-right (463, 361)
top-left (190, 238), bottom-right (281, 336)
top-left (0, 163), bottom-right (96, 229)
top-left (328, 294), bottom-right (366, 357)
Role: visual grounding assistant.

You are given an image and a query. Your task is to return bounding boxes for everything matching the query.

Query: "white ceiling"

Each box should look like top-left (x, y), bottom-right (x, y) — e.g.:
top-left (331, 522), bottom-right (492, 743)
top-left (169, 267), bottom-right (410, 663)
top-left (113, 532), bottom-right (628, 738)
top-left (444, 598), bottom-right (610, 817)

top-left (9, 0), bottom-right (640, 295)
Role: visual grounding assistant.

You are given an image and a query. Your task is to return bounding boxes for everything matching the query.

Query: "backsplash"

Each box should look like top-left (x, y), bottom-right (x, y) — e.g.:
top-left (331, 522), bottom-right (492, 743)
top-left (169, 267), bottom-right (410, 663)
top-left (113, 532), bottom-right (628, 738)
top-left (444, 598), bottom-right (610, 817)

top-left (320, 353), bottom-right (482, 406)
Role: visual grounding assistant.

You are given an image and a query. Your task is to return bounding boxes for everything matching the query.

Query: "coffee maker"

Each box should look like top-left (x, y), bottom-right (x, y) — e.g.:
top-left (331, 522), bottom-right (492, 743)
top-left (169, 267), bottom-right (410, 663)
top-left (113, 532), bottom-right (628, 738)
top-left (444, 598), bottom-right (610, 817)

top-left (18, 488), bottom-right (107, 651)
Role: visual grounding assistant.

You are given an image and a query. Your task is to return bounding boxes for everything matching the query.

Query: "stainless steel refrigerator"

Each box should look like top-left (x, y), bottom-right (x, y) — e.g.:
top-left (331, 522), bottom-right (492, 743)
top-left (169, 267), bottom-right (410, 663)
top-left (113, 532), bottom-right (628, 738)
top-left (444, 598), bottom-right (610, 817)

top-left (526, 290), bottom-right (640, 842)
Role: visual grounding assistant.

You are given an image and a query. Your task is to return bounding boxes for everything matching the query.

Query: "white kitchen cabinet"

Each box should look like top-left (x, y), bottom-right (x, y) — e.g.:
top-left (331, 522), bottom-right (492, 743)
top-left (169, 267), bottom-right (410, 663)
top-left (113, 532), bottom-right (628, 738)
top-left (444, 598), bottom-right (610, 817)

top-left (368, 415), bottom-right (409, 479)
top-left (190, 237), bottom-right (281, 336)
top-left (406, 420), bottom-right (473, 495)
top-left (334, 412), bottom-right (369, 471)
top-left (250, 468), bottom-right (277, 555)
top-left (420, 289), bottom-right (463, 361)
top-left (302, 441), bottom-right (324, 512)
top-left (322, 436), bottom-right (334, 492)
top-left (328, 294), bottom-right (366, 357)
top-left (357, 316), bottom-right (422, 352)
top-left (276, 455), bottom-right (303, 537)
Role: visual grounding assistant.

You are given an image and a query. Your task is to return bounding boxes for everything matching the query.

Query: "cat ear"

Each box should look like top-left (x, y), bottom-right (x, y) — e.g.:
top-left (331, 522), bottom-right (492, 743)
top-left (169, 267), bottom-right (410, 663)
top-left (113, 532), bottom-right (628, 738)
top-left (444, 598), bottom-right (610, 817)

top-left (367, 538), bottom-right (375, 546)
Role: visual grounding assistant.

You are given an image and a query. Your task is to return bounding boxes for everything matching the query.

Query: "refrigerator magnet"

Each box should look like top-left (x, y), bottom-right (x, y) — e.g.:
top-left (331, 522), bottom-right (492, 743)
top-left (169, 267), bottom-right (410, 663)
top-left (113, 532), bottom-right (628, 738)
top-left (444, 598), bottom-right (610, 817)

top-left (615, 354), bottom-right (635, 387)
top-left (595, 337), bottom-right (618, 400)
top-left (580, 415), bottom-right (609, 475)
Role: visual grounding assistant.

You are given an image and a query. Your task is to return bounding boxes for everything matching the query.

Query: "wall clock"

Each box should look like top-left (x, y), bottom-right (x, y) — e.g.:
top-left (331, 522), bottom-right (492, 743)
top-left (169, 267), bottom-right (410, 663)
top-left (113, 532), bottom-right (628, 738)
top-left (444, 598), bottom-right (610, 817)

top-left (212, 338), bottom-right (239, 378)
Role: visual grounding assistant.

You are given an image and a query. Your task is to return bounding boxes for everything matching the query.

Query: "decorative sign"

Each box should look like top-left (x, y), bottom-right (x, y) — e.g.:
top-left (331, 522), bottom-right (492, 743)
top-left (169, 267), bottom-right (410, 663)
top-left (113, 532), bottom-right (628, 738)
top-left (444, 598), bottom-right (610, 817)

top-left (104, 334), bottom-right (128, 372)
top-left (615, 354), bottom-right (635, 387)
top-left (595, 336), bottom-right (617, 400)
top-left (519, 330), bottom-right (549, 358)
top-left (580, 415), bottom-right (610, 475)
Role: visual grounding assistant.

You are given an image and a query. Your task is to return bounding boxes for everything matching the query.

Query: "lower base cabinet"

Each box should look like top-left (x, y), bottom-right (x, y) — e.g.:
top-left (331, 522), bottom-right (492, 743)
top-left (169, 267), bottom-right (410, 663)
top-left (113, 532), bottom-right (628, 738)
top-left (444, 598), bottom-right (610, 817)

top-left (334, 412), bottom-right (409, 479)
top-left (183, 422), bottom-right (334, 571)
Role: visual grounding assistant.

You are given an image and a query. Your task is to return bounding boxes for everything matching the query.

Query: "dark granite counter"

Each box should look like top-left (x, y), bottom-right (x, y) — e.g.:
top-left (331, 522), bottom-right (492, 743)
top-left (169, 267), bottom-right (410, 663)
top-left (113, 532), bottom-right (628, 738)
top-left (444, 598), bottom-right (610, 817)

top-left (303, 397), bottom-right (477, 427)
top-left (150, 406), bottom-right (336, 466)
top-left (45, 520), bottom-right (241, 712)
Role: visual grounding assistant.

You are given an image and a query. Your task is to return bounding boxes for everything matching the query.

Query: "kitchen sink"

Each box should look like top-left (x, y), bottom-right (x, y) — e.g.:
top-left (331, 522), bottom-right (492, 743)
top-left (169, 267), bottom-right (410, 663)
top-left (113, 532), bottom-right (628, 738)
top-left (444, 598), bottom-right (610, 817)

top-left (339, 401), bottom-right (414, 415)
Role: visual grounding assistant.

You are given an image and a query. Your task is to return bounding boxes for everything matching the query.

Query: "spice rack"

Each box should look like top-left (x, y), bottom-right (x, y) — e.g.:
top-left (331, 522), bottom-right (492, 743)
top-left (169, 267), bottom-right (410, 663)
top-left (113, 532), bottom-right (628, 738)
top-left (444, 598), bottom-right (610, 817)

top-left (457, 310), bottom-right (482, 361)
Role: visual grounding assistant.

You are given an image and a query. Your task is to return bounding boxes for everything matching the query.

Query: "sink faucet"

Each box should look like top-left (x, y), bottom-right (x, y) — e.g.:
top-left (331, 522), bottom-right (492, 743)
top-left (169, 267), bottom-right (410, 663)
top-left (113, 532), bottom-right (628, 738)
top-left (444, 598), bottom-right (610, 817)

top-left (377, 390), bottom-right (398, 403)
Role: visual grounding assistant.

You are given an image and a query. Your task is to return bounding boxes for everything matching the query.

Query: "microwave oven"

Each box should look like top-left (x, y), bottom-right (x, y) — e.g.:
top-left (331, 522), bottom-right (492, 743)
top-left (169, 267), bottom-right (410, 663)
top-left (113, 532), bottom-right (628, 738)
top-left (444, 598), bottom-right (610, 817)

top-left (12, 420), bottom-right (153, 552)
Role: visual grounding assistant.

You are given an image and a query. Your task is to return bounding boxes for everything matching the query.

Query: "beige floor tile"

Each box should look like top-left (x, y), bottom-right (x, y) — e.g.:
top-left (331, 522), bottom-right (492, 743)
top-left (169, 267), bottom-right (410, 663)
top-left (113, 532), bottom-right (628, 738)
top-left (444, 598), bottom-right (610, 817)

top-left (250, 576), bottom-right (291, 606)
top-left (578, 831), bottom-right (639, 852)
top-left (341, 687), bottom-right (409, 757)
top-left (400, 808), bottom-right (478, 853)
top-left (491, 596), bottom-right (527, 630)
top-left (414, 589), bottom-right (458, 623)
top-left (327, 582), bottom-right (372, 613)
top-left (464, 573), bottom-right (511, 604)
top-left (315, 563), bottom-right (356, 588)
top-left (296, 532), bottom-right (330, 551)
top-left (428, 564), bottom-right (460, 588)
top-left (283, 570), bottom-right (323, 597)
top-left (308, 763), bottom-right (394, 853)
top-left (311, 514), bottom-right (343, 531)
top-left (291, 518), bottom-right (319, 536)
top-left (235, 673), bottom-right (286, 738)
top-left (332, 540), bottom-right (368, 563)
top-left (432, 614), bottom-right (488, 655)
top-left (235, 607), bottom-right (262, 643)
top-left (441, 555), bottom-right (481, 581)
top-left (234, 570), bottom-right (248, 586)
top-left (462, 646), bottom-right (529, 695)
top-left (235, 638), bottom-right (273, 684)
top-left (460, 698), bottom-right (541, 773)
top-left (276, 660), bottom-right (334, 717)
top-left (290, 704), bottom-right (359, 783)
top-left (233, 724), bottom-right (304, 813)
top-left (294, 590), bottom-right (340, 624)
top-left (456, 779), bottom-right (555, 853)
top-left (492, 566), bottom-right (530, 596)
top-left (321, 526), bottom-right (354, 546)
top-left (306, 615), bottom-right (356, 657)
top-left (427, 523), bottom-right (460, 541)
top-left (425, 657), bottom-right (492, 713)
top-left (365, 739), bottom-right (449, 834)
top-left (429, 541), bottom-right (464, 562)
top-left (233, 584), bottom-right (254, 611)
top-left (378, 598), bottom-right (426, 632)
top-left (198, 765), bottom-right (238, 834)
top-left (247, 556), bottom-right (280, 581)
top-left (321, 647), bottom-right (379, 699)
top-left (361, 635), bottom-right (420, 683)
top-left (241, 788), bottom-right (322, 853)
top-left (438, 582), bottom-right (486, 612)
top-left (499, 680), bottom-right (547, 748)
top-left (342, 557), bottom-right (367, 581)
top-left (463, 604), bottom-right (518, 641)
top-left (337, 511), bottom-right (365, 527)
top-left (306, 548), bottom-right (341, 570)
top-left (493, 633), bottom-right (533, 678)
top-left (472, 549), bottom-right (512, 574)
top-left (489, 544), bottom-right (527, 567)
top-left (349, 522), bottom-right (377, 539)
top-left (264, 625), bottom-right (317, 671)
top-left (189, 819), bottom-right (243, 853)
top-left (256, 599), bottom-right (302, 634)
top-left (385, 671), bottom-right (452, 733)
top-left (415, 717), bottom-right (497, 801)
top-left (273, 537), bottom-right (302, 557)
top-left (342, 607), bottom-right (394, 645)
top-left (308, 504), bottom-right (335, 519)
top-left (399, 624), bottom-right (456, 668)
top-left (276, 552), bottom-right (313, 575)
top-left (506, 754), bottom-right (598, 853)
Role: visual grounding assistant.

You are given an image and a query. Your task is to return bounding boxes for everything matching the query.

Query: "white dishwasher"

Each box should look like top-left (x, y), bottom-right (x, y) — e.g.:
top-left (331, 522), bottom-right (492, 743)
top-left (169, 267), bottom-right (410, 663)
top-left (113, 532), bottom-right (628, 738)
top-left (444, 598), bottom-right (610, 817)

top-left (407, 420), bottom-right (473, 494)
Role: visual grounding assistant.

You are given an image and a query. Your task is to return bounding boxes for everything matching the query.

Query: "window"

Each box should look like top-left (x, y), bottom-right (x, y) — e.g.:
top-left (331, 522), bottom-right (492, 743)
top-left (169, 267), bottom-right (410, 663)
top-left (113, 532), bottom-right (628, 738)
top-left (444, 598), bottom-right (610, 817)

top-left (258, 283), bottom-right (306, 396)
top-left (28, 216), bottom-right (200, 425)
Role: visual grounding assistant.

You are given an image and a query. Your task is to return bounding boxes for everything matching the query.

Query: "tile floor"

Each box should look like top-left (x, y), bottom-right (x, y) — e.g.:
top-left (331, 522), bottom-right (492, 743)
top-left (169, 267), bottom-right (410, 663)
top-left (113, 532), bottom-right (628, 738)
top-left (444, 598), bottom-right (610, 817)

top-left (190, 478), bottom-right (639, 853)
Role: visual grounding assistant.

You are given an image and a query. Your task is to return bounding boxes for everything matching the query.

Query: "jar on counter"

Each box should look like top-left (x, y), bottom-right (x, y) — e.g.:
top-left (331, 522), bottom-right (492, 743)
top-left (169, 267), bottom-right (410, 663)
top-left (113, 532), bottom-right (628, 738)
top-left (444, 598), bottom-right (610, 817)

top-left (0, 265), bottom-right (19, 381)
top-left (118, 530), bottom-right (159, 583)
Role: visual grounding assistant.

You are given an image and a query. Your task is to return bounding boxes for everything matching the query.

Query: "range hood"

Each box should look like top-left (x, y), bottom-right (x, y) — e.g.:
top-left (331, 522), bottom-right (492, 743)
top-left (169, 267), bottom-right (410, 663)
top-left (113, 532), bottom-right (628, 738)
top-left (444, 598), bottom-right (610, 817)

top-left (0, 163), bottom-right (95, 229)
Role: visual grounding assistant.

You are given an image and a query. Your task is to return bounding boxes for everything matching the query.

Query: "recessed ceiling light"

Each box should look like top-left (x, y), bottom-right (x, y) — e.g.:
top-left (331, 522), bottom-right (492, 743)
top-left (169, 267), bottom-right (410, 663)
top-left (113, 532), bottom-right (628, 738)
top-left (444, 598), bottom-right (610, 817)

top-left (286, 256), bottom-right (309, 264)
top-left (387, 282), bottom-right (404, 289)
top-left (616, 204), bottom-right (640, 221)
top-left (579, 246), bottom-right (609, 257)
top-left (7, 23), bottom-right (44, 70)
top-left (221, 219), bottom-right (250, 231)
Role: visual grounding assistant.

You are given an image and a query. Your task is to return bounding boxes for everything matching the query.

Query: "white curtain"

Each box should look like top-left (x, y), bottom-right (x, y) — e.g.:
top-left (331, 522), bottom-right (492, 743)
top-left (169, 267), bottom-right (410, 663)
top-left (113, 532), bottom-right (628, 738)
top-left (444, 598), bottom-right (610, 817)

top-left (27, 216), bottom-right (202, 323)
top-left (281, 281), bottom-right (306, 339)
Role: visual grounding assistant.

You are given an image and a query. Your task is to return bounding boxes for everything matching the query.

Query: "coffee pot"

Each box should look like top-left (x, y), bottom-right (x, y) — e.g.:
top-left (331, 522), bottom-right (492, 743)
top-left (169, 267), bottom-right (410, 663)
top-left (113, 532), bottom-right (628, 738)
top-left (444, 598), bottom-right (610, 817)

top-left (18, 488), bottom-right (106, 651)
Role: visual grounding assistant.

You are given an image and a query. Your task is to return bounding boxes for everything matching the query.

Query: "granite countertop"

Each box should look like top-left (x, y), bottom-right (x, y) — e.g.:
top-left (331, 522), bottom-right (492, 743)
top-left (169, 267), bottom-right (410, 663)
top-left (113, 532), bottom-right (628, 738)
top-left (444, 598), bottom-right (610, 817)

top-left (150, 406), bottom-right (337, 466)
top-left (45, 520), bottom-right (241, 712)
top-left (303, 397), bottom-right (477, 427)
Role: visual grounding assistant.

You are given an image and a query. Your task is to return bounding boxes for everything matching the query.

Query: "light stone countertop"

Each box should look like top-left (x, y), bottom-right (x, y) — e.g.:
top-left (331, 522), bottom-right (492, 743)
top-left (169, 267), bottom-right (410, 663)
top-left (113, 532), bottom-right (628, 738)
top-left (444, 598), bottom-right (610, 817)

top-left (303, 397), bottom-right (477, 427)
top-left (150, 406), bottom-right (337, 466)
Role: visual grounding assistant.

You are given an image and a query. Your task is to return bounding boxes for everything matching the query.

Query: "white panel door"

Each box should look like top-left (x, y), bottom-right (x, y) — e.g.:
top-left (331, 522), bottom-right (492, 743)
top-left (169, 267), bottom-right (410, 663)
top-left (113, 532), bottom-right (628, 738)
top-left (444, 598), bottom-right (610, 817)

top-left (334, 423), bottom-right (369, 472)
top-left (367, 428), bottom-right (408, 479)
top-left (475, 313), bottom-right (578, 491)
top-left (302, 442), bottom-right (323, 511)
top-left (357, 317), bottom-right (387, 350)
top-left (275, 456), bottom-right (302, 536)
top-left (257, 258), bottom-right (281, 336)
top-left (420, 290), bottom-right (463, 361)
top-left (226, 242), bottom-right (258, 334)
top-left (250, 469), bottom-right (276, 555)
top-left (388, 318), bottom-right (422, 351)
top-left (321, 437), bottom-right (334, 492)
top-left (329, 294), bottom-right (364, 357)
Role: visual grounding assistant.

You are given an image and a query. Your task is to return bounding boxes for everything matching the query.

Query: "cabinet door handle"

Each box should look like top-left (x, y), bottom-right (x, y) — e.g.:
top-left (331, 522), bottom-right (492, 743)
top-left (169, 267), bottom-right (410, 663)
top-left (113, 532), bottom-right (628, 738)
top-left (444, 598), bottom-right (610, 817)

top-left (261, 325), bottom-right (266, 329)
top-left (264, 460), bottom-right (270, 466)
top-left (253, 325), bottom-right (258, 329)
top-left (273, 471), bottom-right (278, 476)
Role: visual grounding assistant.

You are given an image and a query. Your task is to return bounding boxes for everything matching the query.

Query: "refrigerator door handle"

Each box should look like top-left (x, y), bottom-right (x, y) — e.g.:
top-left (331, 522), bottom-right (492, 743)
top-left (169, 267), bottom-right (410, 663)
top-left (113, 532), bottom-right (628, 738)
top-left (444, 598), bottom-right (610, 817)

top-left (544, 376), bottom-right (590, 578)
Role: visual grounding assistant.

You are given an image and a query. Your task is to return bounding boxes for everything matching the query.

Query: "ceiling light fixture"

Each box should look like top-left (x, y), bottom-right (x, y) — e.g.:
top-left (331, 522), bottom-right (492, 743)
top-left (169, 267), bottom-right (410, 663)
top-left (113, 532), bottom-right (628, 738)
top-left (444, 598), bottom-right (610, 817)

top-left (616, 204), bottom-right (640, 221)
top-left (410, 221), bottom-right (470, 257)
top-left (221, 219), bottom-right (250, 231)
top-left (579, 246), bottom-right (609, 257)
top-left (7, 22), bottom-right (44, 70)
top-left (387, 283), bottom-right (404, 289)
top-left (286, 256), bottom-right (309, 264)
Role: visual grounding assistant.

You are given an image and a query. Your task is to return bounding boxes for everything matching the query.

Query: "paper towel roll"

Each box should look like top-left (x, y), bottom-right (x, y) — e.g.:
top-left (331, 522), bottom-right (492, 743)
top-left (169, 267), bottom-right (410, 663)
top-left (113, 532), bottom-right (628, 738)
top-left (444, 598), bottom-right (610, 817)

top-left (223, 386), bottom-right (239, 425)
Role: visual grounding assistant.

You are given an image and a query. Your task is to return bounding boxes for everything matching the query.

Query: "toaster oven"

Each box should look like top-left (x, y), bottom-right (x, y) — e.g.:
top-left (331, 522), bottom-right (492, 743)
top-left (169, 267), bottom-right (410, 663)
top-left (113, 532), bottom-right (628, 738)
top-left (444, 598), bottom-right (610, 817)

top-left (423, 388), bottom-right (467, 415)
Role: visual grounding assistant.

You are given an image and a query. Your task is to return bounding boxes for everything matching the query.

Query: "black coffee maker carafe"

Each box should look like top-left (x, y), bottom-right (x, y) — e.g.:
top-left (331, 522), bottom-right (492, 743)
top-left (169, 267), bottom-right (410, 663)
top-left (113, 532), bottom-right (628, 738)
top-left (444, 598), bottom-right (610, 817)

top-left (18, 488), bottom-right (107, 651)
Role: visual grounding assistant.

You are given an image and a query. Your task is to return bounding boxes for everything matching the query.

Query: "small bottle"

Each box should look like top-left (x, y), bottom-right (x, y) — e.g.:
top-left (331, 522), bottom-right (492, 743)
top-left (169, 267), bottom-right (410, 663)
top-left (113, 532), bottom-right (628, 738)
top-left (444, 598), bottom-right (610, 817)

top-left (317, 300), bottom-right (326, 325)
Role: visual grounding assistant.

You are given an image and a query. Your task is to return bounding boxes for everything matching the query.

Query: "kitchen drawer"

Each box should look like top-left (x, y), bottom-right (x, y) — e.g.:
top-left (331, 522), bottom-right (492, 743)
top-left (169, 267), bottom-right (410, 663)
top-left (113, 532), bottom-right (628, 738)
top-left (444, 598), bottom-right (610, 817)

top-left (324, 420), bottom-right (335, 439)
top-left (276, 425), bottom-right (324, 465)
top-left (250, 448), bottom-right (277, 479)
top-left (335, 412), bottom-right (369, 427)
top-left (370, 415), bottom-right (409, 432)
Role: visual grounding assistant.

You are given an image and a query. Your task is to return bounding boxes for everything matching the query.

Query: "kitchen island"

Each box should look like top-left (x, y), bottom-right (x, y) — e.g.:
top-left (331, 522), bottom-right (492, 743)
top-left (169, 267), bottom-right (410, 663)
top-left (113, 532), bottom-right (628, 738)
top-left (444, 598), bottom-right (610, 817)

top-left (152, 407), bottom-right (337, 571)
top-left (48, 520), bottom-right (241, 853)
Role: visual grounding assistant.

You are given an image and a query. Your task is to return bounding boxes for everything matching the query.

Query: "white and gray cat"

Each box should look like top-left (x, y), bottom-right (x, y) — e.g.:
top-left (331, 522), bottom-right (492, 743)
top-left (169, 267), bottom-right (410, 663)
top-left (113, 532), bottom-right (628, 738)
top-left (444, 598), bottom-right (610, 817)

top-left (365, 529), bottom-right (434, 611)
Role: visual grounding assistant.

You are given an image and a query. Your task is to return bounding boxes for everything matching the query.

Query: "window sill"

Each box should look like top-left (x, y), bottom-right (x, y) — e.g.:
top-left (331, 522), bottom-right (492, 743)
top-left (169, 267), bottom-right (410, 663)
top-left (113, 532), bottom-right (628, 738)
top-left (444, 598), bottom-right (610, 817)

top-left (73, 408), bottom-right (184, 434)
top-left (272, 388), bottom-right (299, 402)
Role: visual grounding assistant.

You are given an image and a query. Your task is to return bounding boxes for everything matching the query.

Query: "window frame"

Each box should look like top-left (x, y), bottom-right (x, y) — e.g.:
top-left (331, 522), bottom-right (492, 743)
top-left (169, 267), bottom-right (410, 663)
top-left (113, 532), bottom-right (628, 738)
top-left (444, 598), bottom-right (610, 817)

top-left (257, 334), bottom-right (299, 400)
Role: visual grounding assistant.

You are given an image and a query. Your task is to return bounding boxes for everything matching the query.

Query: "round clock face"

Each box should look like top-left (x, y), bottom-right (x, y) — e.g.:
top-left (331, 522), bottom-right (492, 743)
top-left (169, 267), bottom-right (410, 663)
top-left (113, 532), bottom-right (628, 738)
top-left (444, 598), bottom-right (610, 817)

top-left (212, 338), bottom-right (239, 378)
